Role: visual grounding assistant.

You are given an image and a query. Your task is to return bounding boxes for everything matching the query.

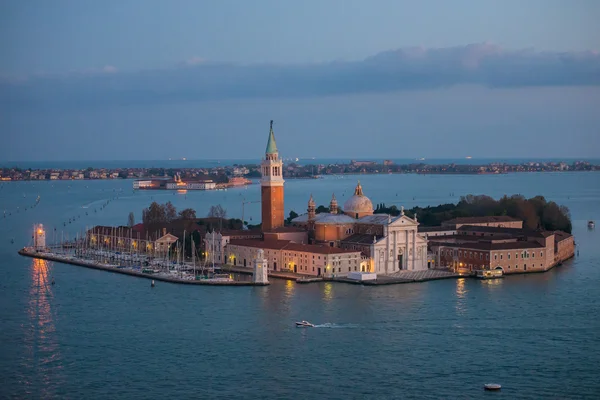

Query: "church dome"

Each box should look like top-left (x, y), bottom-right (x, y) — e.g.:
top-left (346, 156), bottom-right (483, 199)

top-left (343, 181), bottom-right (373, 218)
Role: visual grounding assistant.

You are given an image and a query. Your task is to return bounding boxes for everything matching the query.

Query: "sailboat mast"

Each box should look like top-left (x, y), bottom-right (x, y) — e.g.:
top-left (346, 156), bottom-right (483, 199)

top-left (192, 236), bottom-right (195, 278)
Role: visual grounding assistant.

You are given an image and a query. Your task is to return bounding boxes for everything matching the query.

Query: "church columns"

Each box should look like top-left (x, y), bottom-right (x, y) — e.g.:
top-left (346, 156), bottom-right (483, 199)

top-left (393, 230), bottom-right (398, 273)
top-left (402, 231), bottom-right (410, 269)
top-left (385, 229), bottom-right (390, 274)
top-left (412, 229), bottom-right (417, 270)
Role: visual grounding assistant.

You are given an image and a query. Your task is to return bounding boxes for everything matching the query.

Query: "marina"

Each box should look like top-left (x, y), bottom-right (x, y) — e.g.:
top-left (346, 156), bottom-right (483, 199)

top-left (18, 248), bottom-right (266, 286)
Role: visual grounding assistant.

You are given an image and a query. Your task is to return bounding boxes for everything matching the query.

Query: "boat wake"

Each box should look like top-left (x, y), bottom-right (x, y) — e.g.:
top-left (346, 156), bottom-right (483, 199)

top-left (313, 323), bottom-right (359, 329)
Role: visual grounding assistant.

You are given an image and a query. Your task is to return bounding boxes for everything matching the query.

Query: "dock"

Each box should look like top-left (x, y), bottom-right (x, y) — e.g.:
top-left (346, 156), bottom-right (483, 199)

top-left (18, 248), bottom-right (268, 286)
top-left (332, 269), bottom-right (461, 285)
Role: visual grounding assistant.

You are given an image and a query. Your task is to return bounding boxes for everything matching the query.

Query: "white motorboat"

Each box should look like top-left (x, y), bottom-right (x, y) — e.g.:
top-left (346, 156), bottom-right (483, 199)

top-left (295, 320), bottom-right (315, 328)
top-left (484, 383), bottom-right (501, 391)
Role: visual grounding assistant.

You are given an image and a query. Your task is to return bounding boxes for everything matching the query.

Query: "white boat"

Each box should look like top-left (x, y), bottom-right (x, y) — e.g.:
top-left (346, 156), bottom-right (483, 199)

top-left (295, 320), bottom-right (315, 328)
top-left (484, 383), bottom-right (501, 391)
top-left (476, 269), bottom-right (504, 279)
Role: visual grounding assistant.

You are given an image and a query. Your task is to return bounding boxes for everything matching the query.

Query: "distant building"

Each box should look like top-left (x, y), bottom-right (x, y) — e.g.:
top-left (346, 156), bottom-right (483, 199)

top-left (428, 225), bottom-right (574, 273)
top-left (350, 160), bottom-right (376, 167)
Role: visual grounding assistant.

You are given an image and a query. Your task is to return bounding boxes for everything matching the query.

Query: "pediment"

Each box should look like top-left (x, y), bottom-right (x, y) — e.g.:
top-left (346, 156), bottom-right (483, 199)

top-left (389, 215), bottom-right (419, 227)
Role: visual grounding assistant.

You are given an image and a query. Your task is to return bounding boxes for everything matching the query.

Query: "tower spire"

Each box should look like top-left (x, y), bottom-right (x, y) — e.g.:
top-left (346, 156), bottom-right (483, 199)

top-left (265, 120), bottom-right (278, 155)
top-left (329, 193), bottom-right (338, 214)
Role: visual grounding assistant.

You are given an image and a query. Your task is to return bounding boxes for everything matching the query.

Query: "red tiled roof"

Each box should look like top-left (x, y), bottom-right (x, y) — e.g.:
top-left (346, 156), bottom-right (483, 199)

top-left (229, 239), bottom-right (291, 250)
top-left (264, 226), bottom-right (307, 233)
top-left (432, 240), bottom-right (544, 251)
top-left (445, 216), bottom-right (520, 224)
top-left (553, 231), bottom-right (572, 242)
top-left (418, 226), bottom-right (457, 232)
top-left (457, 225), bottom-right (548, 238)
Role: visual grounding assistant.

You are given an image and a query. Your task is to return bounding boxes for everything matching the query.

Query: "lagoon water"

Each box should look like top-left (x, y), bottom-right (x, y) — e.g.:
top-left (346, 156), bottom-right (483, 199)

top-left (1, 172), bottom-right (600, 399)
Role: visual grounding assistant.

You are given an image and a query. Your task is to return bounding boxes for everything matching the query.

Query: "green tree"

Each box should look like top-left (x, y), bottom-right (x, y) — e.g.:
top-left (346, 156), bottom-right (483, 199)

top-left (316, 205), bottom-right (328, 214)
top-left (287, 210), bottom-right (299, 224)
top-left (127, 212), bottom-right (135, 227)
top-left (178, 208), bottom-right (197, 220)
top-left (207, 205), bottom-right (227, 219)
top-left (165, 201), bottom-right (177, 222)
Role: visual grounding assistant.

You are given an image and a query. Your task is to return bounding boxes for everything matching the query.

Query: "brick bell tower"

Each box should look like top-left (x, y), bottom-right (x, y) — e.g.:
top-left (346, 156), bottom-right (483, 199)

top-left (261, 120), bottom-right (285, 232)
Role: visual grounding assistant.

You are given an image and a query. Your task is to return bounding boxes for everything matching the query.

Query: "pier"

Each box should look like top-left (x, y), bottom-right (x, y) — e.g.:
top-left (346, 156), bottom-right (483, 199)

top-left (18, 248), bottom-right (268, 286)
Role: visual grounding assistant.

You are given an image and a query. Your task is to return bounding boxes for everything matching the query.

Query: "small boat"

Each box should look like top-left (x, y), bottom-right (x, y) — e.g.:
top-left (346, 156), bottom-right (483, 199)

top-left (295, 320), bottom-right (315, 328)
top-left (476, 269), bottom-right (504, 279)
top-left (588, 220), bottom-right (595, 229)
top-left (484, 383), bottom-right (501, 391)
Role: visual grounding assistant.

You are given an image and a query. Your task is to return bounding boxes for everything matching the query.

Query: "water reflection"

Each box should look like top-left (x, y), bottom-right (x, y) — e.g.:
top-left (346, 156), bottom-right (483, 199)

top-left (480, 278), bottom-right (504, 291)
top-left (284, 279), bottom-right (295, 298)
top-left (322, 282), bottom-right (333, 302)
top-left (454, 278), bottom-right (468, 318)
top-left (23, 258), bottom-right (61, 398)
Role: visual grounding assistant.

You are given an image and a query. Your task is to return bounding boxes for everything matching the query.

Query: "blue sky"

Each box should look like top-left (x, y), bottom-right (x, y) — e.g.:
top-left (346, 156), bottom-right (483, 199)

top-left (1, 0), bottom-right (599, 161)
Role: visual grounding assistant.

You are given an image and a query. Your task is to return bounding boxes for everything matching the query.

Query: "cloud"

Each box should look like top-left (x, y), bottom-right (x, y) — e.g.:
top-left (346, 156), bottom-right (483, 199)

top-left (181, 56), bottom-right (207, 66)
top-left (102, 65), bottom-right (117, 73)
top-left (2, 43), bottom-right (599, 109)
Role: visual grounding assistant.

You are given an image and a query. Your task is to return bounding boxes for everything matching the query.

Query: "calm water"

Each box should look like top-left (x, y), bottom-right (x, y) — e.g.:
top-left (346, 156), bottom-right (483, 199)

top-left (1, 172), bottom-right (600, 399)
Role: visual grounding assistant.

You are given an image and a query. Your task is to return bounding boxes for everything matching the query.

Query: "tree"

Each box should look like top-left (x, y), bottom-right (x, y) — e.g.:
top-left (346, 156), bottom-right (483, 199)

top-left (165, 201), bottom-right (177, 222)
top-left (142, 201), bottom-right (167, 231)
top-left (127, 212), bottom-right (135, 227)
top-left (178, 208), bottom-right (197, 220)
top-left (287, 210), bottom-right (299, 224)
top-left (207, 205), bottom-right (227, 219)
top-left (316, 205), bottom-right (328, 214)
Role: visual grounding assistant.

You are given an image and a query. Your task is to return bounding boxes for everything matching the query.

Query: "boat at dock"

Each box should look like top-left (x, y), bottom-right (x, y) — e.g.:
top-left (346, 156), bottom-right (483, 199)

top-left (476, 269), bottom-right (504, 279)
top-left (295, 321), bottom-right (315, 328)
top-left (296, 277), bottom-right (323, 283)
top-left (589, 220), bottom-right (595, 229)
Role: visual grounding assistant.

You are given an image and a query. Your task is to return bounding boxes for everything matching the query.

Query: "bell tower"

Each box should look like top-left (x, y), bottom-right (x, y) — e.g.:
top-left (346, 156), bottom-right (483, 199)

top-left (261, 120), bottom-right (285, 231)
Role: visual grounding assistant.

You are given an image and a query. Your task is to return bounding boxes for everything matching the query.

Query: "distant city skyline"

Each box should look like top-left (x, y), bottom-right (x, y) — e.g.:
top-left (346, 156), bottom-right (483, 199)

top-left (1, 1), bottom-right (599, 161)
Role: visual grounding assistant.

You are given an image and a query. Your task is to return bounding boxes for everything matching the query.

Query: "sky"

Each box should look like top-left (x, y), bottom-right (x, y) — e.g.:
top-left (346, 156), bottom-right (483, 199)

top-left (1, 0), bottom-right (599, 161)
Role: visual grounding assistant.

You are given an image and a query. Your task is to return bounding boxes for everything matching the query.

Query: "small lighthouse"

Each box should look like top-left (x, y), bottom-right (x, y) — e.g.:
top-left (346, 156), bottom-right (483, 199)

top-left (33, 224), bottom-right (46, 250)
top-left (253, 249), bottom-right (269, 285)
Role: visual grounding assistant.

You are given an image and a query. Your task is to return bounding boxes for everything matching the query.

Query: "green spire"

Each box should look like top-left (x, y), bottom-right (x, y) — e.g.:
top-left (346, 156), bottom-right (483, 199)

top-left (265, 120), bottom-right (278, 154)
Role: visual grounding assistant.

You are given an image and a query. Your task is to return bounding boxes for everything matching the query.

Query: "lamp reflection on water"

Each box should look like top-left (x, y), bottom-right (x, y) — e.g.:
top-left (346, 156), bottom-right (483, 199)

top-left (25, 258), bottom-right (61, 397)
top-left (480, 277), bottom-right (504, 289)
top-left (284, 279), bottom-right (295, 297)
top-left (322, 282), bottom-right (333, 302)
top-left (454, 278), bottom-right (468, 317)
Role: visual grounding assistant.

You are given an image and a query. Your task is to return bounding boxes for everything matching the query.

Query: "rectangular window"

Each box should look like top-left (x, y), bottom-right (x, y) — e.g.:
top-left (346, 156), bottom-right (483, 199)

top-left (532, 253), bottom-right (535, 258)
top-left (540, 252), bottom-right (543, 257)
top-left (500, 254), bottom-right (503, 260)
top-left (508, 254), bottom-right (511, 260)
top-left (494, 254), bottom-right (497, 260)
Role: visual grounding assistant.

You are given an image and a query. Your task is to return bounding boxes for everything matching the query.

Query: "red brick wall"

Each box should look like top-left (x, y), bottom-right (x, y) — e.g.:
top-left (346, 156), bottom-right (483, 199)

top-left (261, 185), bottom-right (284, 231)
top-left (555, 237), bottom-right (575, 263)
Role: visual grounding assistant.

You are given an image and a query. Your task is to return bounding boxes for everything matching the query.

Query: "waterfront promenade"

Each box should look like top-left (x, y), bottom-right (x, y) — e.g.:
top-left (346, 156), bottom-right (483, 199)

top-left (222, 264), bottom-right (460, 285)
